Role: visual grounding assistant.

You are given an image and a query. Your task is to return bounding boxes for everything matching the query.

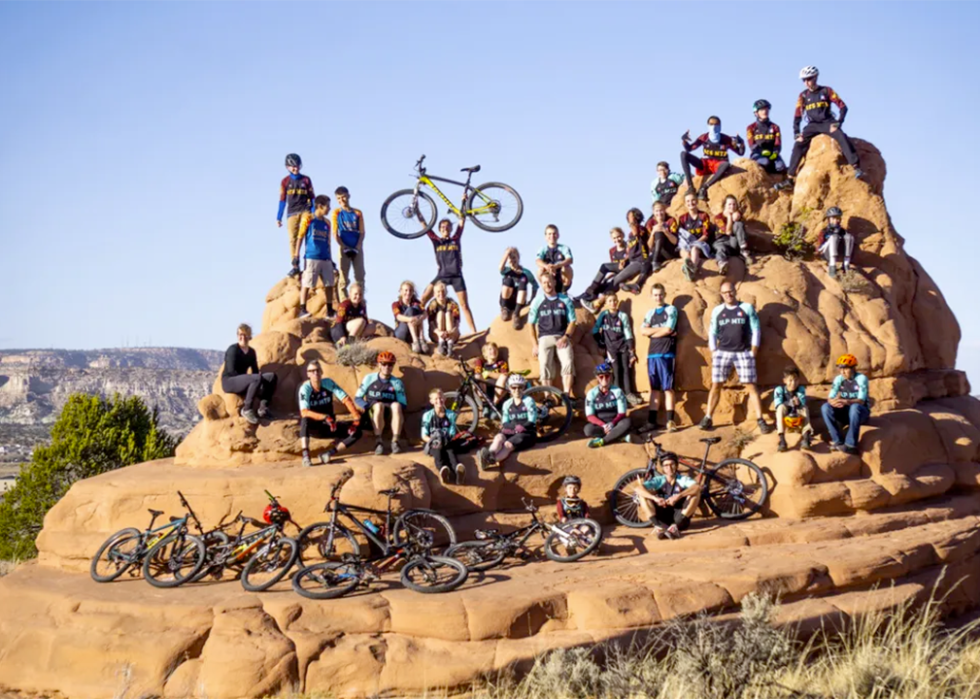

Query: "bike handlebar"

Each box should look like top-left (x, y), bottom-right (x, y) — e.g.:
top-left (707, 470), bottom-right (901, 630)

top-left (415, 154), bottom-right (426, 173)
top-left (521, 497), bottom-right (539, 513)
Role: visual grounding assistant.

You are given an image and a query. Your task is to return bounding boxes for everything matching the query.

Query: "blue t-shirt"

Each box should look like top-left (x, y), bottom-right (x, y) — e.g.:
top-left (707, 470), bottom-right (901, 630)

top-left (304, 218), bottom-right (332, 261)
top-left (829, 373), bottom-right (869, 404)
top-left (298, 379), bottom-right (348, 415)
top-left (333, 208), bottom-right (363, 249)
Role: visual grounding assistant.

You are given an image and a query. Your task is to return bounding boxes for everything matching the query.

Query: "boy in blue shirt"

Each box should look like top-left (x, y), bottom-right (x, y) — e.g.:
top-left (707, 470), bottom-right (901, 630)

top-left (774, 367), bottom-right (814, 452)
top-left (331, 186), bottom-right (366, 302)
top-left (536, 224), bottom-right (574, 294)
top-left (299, 195), bottom-right (336, 319)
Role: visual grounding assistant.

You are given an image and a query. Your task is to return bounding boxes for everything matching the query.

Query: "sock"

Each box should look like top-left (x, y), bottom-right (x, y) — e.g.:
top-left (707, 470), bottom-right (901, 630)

top-left (666, 410), bottom-right (675, 423)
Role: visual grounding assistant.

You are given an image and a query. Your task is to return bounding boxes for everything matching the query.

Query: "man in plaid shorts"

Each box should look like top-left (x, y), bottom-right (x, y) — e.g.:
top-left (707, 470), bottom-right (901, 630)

top-left (700, 281), bottom-right (773, 434)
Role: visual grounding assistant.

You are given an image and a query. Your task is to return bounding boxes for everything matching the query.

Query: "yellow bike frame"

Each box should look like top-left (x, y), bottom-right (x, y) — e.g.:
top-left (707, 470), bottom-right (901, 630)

top-left (417, 174), bottom-right (500, 219)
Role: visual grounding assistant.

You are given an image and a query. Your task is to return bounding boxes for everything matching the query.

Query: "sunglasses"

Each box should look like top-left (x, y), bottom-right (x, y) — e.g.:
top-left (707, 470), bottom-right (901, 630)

top-left (380, 362), bottom-right (395, 367)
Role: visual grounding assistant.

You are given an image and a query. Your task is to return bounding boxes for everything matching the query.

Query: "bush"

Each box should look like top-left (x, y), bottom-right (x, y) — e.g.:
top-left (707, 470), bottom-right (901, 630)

top-left (0, 394), bottom-right (177, 559)
top-left (839, 268), bottom-right (873, 296)
top-left (774, 207), bottom-right (815, 262)
top-left (336, 341), bottom-right (379, 367)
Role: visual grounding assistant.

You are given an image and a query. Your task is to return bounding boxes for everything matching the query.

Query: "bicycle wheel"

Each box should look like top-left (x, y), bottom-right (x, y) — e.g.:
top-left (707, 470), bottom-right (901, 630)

top-left (241, 536), bottom-right (299, 592)
top-left (400, 556), bottom-right (469, 593)
top-left (380, 189), bottom-right (438, 239)
top-left (90, 527), bottom-right (142, 582)
top-left (609, 468), bottom-right (655, 528)
top-left (524, 385), bottom-right (572, 443)
top-left (141, 533), bottom-right (206, 588)
top-left (704, 458), bottom-right (769, 520)
top-left (467, 182), bottom-right (523, 233)
top-left (544, 519), bottom-right (603, 562)
top-left (446, 540), bottom-right (507, 572)
top-left (444, 391), bottom-right (481, 435)
top-left (392, 509), bottom-right (457, 554)
top-left (292, 561), bottom-right (361, 600)
top-left (188, 530), bottom-right (230, 583)
top-left (297, 522), bottom-right (362, 565)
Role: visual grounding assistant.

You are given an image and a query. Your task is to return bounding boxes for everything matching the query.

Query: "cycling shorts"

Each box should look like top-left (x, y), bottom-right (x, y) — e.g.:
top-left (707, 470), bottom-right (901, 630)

top-left (647, 356), bottom-right (675, 391)
top-left (431, 275), bottom-right (467, 293)
top-left (693, 157), bottom-right (727, 177)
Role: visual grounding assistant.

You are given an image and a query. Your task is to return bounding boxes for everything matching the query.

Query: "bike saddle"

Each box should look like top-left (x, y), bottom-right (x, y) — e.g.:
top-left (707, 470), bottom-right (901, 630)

top-left (168, 515), bottom-right (182, 523)
top-left (699, 437), bottom-right (722, 445)
top-left (377, 487), bottom-right (400, 496)
top-left (460, 165), bottom-right (481, 173)
top-left (147, 509), bottom-right (164, 518)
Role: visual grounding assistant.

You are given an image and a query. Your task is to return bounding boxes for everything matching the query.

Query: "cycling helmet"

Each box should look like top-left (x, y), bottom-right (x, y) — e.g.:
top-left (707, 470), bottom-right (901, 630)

top-left (377, 351), bottom-right (396, 365)
top-left (799, 65), bottom-right (819, 80)
top-left (263, 503), bottom-right (291, 525)
top-left (660, 452), bottom-right (679, 466)
top-left (594, 362), bottom-right (613, 377)
top-left (507, 374), bottom-right (527, 389)
top-left (284, 153), bottom-right (302, 168)
top-left (562, 475), bottom-right (582, 487)
top-left (753, 99), bottom-right (772, 111)
top-left (836, 354), bottom-right (858, 368)
top-left (783, 415), bottom-right (805, 430)
top-left (825, 206), bottom-right (843, 219)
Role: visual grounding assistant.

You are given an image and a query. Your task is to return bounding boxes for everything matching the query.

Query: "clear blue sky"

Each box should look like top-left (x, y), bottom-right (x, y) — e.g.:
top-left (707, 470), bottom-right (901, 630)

top-left (1, 2), bottom-right (978, 388)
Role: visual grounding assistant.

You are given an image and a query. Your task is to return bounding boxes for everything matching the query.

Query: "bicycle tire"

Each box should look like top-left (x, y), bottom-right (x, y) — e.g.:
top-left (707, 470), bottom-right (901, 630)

top-left (444, 391), bottom-right (481, 435)
top-left (445, 540), bottom-right (507, 572)
top-left (241, 536), bottom-right (299, 592)
top-left (467, 182), bottom-right (523, 232)
top-left (704, 458), bottom-right (769, 520)
top-left (141, 532), bottom-right (206, 588)
top-left (523, 385), bottom-right (572, 443)
top-left (292, 561), bottom-right (361, 600)
top-left (609, 468), bottom-right (655, 528)
top-left (297, 522), bottom-right (362, 565)
top-left (544, 519), bottom-right (603, 562)
top-left (392, 509), bottom-right (457, 554)
top-left (90, 527), bottom-right (142, 582)
top-left (188, 530), bottom-right (231, 583)
top-left (400, 555), bottom-right (469, 593)
top-left (380, 189), bottom-right (438, 239)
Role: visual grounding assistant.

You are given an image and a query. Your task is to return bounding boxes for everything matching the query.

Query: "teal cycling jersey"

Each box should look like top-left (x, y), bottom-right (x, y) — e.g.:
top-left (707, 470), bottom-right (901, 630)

top-left (421, 408), bottom-right (458, 440)
top-left (355, 372), bottom-right (407, 406)
top-left (298, 379), bottom-right (348, 415)
top-left (585, 385), bottom-right (627, 421)
top-left (643, 473), bottom-right (697, 496)
top-left (773, 385), bottom-right (807, 410)
top-left (829, 373), bottom-right (869, 403)
top-left (642, 305), bottom-right (678, 357)
top-left (709, 302), bottom-right (760, 352)
top-left (501, 395), bottom-right (538, 427)
top-left (592, 310), bottom-right (634, 354)
top-left (537, 243), bottom-right (573, 266)
top-left (528, 294), bottom-right (576, 337)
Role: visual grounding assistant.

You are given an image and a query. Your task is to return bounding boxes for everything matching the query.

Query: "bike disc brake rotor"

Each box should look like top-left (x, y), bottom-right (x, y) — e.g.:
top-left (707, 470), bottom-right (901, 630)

top-left (399, 204), bottom-right (418, 220)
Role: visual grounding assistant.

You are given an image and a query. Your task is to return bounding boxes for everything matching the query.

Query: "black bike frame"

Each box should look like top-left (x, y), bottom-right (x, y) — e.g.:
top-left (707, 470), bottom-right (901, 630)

top-left (328, 499), bottom-right (407, 564)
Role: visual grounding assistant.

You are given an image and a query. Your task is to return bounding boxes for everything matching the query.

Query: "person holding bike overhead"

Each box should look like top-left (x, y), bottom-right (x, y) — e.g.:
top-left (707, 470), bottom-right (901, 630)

top-left (583, 363), bottom-right (632, 448)
top-left (355, 351), bottom-right (408, 455)
top-left (298, 360), bottom-right (364, 467)
top-left (421, 388), bottom-right (466, 485)
top-left (477, 374), bottom-right (538, 470)
top-left (499, 247), bottom-right (539, 328)
top-left (417, 202), bottom-right (477, 335)
top-left (635, 451), bottom-right (701, 539)
top-left (529, 271), bottom-right (577, 400)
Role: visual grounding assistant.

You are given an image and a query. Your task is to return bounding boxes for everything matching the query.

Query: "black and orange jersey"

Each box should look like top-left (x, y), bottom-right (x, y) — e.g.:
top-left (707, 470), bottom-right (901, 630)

top-left (678, 212), bottom-right (715, 244)
top-left (474, 357), bottom-right (509, 375)
top-left (427, 225), bottom-right (464, 278)
top-left (277, 174), bottom-right (315, 220)
top-left (391, 297), bottom-right (423, 320)
top-left (746, 120), bottom-right (782, 157)
top-left (609, 244), bottom-right (629, 264)
top-left (336, 299), bottom-right (368, 325)
top-left (426, 298), bottom-right (461, 323)
top-left (686, 133), bottom-right (745, 161)
top-left (626, 233), bottom-right (650, 262)
top-left (646, 216), bottom-right (680, 240)
top-left (793, 86), bottom-right (848, 135)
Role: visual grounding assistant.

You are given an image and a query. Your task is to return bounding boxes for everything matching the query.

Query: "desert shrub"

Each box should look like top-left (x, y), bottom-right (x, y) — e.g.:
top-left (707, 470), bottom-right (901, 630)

top-left (0, 559), bottom-right (17, 577)
top-left (774, 207), bottom-right (815, 262)
top-left (0, 393), bottom-right (177, 559)
top-left (839, 268), bottom-right (873, 296)
top-left (728, 426), bottom-right (757, 455)
top-left (336, 341), bottom-right (378, 367)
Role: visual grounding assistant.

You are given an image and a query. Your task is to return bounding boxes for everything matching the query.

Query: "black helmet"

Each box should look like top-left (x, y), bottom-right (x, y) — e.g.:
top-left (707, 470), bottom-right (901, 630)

top-left (562, 475), bottom-right (582, 487)
top-left (753, 99), bottom-right (771, 111)
top-left (660, 452), bottom-right (679, 466)
top-left (285, 153), bottom-right (302, 168)
top-left (825, 206), bottom-right (843, 219)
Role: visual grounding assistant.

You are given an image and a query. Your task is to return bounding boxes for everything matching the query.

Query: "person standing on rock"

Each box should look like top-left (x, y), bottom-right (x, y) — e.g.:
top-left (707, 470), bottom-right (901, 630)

top-left (583, 363), bottom-right (633, 448)
top-left (298, 195), bottom-right (336, 320)
top-left (331, 186), bottom-right (366, 303)
top-left (713, 195), bottom-right (756, 274)
top-left (817, 207), bottom-right (854, 279)
top-left (677, 191), bottom-right (715, 282)
top-left (821, 354), bottom-right (870, 455)
top-left (651, 161), bottom-right (686, 208)
top-left (418, 195), bottom-right (477, 335)
top-left (355, 351), bottom-right (408, 456)
top-left (498, 247), bottom-right (539, 329)
top-left (700, 282), bottom-right (774, 434)
top-left (637, 283), bottom-right (679, 435)
top-left (221, 324), bottom-right (278, 425)
top-left (680, 116), bottom-right (745, 202)
top-left (591, 293), bottom-right (641, 406)
top-left (298, 360), bottom-right (363, 467)
top-left (646, 200), bottom-right (680, 272)
top-left (774, 66), bottom-right (864, 191)
top-left (330, 283), bottom-right (372, 347)
top-left (277, 153), bottom-right (315, 279)
top-left (529, 271), bottom-right (577, 400)
top-left (746, 99), bottom-right (787, 175)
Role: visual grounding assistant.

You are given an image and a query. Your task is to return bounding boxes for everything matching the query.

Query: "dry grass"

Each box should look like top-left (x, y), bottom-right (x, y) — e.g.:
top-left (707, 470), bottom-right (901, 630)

top-left (335, 341), bottom-right (378, 368)
top-left (0, 559), bottom-right (17, 577)
top-left (839, 268), bottom-right (873, 296)
top-left (728, 427), bottom-right (758, 456)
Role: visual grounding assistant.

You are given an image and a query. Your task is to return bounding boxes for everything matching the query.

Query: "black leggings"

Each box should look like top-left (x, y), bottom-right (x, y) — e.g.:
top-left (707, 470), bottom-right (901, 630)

top-left (582, 262), bottom-right (622, 300)
top-left (583, 417), bottom-right (632, 444)
top-left (603, 348), bottom-right (634, 395)
top-left (610, 260), bottom-right (652, 288)
top-left (299, 417), bottom-right (363, 449)
top-left (501, 430), bottom-right (536, 452)
top-left (653, 502), bottom-right (691, 530)
top-left (787, 121), bottom-right (860, 174)
top-left (221, 373), bottom-right (277, 407)
top-left (651, 232), bottom-right (678, 266)
top-left (425, 440), bottom-right (461, 470)
top-left (680, 152), bottom-right (732, 190)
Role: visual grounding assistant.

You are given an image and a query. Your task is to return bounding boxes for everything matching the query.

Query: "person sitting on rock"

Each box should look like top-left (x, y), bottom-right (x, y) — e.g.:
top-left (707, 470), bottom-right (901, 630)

top-left (557, 475), bottom-right (591, 523)
top-left (277, 153), bottom-right (314, 279)
top-left (701, 282), bottom-right (774, 434)
top-left (635, 451), bottom-right (701, 539)
top-left (651, 160), bottom-right (686, 208)
top-left (499, 247), bottom-right (539, 329)
top-left (713, 195), bottom-right (756, 274)
top-left (298, 360), bottom-right (363, 467)
top-left (392, 280), bottom-right (428, 354)
top-left (821, 354), bottom-right (870, 455)
top-left (646, 200), bottom-right (680, 272)
top-left (746, 99), bottom-right (787, 175)
top-left (680, 116), bottom-right (745, 202)
top-left (677, 191), bottom-right (715, 282)
top-left (591, 294), bottom-right (641, 406)
top-left (576, 227), bottom-right (630, 315)
top-left (354, 351), bottom-right (407, 455)
top-left (774, 367), bottom-right (813, 452)
top-left (477, 374), bottom-right (537, 470)
top-left (419, 207), bottom-right (477, 335)
top-left (536, 224), bottom-right (574, 294)
top-left (584, 363), bottom-right (633, 448)
top-left (298, 195), bottom-right (337, 320)
top-left (426, 281), bottom-right (461, 357)
top-left (330, 283), bottom-right (372, 347)
top-left (637, 283), bottom-right (679, 435)
top-left (612, 208), bottom-right (654, 295)
top-left (817, 207), bottom-right (854, 279)
top-left (474, 341), bottom-right (509, 405)
top-left (221, 323), bottom-right (278, 425)
top-left (421, 388), bottom-right (466, 485)
top-left (529, 271), bottom-right (577, 399)
top-left (774, 66), bottom-right (863, 191)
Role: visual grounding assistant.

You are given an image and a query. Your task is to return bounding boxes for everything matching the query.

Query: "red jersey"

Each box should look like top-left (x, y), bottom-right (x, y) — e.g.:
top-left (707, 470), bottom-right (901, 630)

top-left (687, 133), bottom-right (745, 161)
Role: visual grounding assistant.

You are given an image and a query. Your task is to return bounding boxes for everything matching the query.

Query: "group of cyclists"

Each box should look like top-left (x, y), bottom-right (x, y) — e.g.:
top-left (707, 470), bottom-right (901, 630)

top-left (222, 63), bottom-right (873, 530)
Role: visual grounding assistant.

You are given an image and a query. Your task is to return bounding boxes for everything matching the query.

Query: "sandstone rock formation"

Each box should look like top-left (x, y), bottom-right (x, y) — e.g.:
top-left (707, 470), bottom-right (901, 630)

top-left (1, 137), bottom-right (979, 699)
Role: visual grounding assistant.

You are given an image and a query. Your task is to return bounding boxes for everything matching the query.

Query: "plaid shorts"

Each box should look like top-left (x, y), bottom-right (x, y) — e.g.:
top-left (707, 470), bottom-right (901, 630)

top-left (712, 350), bottom-right (757, 384)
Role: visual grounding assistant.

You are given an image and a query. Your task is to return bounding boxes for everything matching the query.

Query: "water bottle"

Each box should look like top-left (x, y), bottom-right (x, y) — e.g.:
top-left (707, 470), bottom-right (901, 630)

top-left (363, 519), bottom-right (380, 535)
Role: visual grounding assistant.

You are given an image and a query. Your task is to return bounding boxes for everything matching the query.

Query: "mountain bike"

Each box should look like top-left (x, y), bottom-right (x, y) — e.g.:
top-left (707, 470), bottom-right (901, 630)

top-left (445, 357), bottom-right (572, 443)
top-left (90, 491), bottom-right (207, 588)
top-left (446, 498), bottom-right (602, 571)
top-left (191, 490), bottom-right (300, 592)
top-left (292, 471), bottom-right (466, 598)
top-left (380, 155), bottom-right (523, 239)
top-left (609, 437), bottom-right (769, 527)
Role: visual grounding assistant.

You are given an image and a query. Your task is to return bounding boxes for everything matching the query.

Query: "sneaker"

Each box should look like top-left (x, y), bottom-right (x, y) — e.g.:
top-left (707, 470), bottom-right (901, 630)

top-left (697, 187), bottom-right (709, 202)
top-left (844, 444), bottom-right (859, 456)
top-left (757, 419), bottom-right (774, 435)
top-left (699, 416), bottom-right (713, 431)
top-left (455, 463), bottom-right (466, 485)
top-left (843, 260), bottom-right (851, 274)
top-left (391, 440), bottom-right (402, 455)
top-left (445, 340), bottom-right (455, 357)
top-left (581, 298), bottom-right (598, 315)
top-left (666, 524), bottom-right (682, 540)
top-left (742, 250), bottom-right (755, 265)
top-left (777, 435), bottom-right (788, 452)
top-left (319, 451), bottom-right (334, 465)
top-left (439, 466), bottom-right (453, 484)
top-left (512, 313), bottom-right (523, 330)
top-left (626, 393), bottom-right (644, 408)
top-left (241, 408), bottom-right (259, 425)
top-left (476, 447), bottom-right (489, 471)
top-left (637, 422), bottom-right (660, 436)
top-left (830, 442), bottom-right (844, 453)
top-left (801, 432), bottom-right (814, 450)
top-left (773, 179), bottom-right (794, 192)
top-left (622, 283), bottom-right (641, 295)
top-left (854, 167), bottom-right (865, 180)
top-left (436, 341), bottom-right (447, 357)
top-left (654, 526), bottom-right (668, 540)
top-left (374, 440), bottom-right (385, 456)
top-left (587, 437), bottom-right (605, 449)
top-left (829, 264), bottom-right (838, 279)
top-left (666, 420), bottom-right (678, 432)
top-left (298, 309), bottom-right (311, 319)
top-left (411, 340), bottom-right (421, 353)
top-left (718, 259), bottom-right (730, 275)
top-left (682, 259), bottom-right (694, 282)
top-left (419, 340), bottom-right (431, 355)
top-left (257, 401), bottom-right (271, 419)
top-left (302, 454), bottom-right (313, 468)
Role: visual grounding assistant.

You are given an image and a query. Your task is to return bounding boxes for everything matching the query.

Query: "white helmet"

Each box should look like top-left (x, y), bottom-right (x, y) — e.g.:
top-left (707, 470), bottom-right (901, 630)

top-left (507, 374), bottom-right (527, 389)
top-left (799, 65), bottom-right (819, 80)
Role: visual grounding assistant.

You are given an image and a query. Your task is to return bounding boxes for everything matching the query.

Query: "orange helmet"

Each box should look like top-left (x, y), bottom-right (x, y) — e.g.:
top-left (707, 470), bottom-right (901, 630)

top-left (783, 415), bottom-right (804, 430)
top-left (836, 354), bottom-right (858, 368)
top-left (377, 351), bottom-right (396, 365)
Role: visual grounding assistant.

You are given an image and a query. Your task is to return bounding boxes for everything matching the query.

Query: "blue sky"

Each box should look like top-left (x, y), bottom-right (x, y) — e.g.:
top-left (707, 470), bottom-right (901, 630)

top-left (1, 2), bottom-right (978, 388)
